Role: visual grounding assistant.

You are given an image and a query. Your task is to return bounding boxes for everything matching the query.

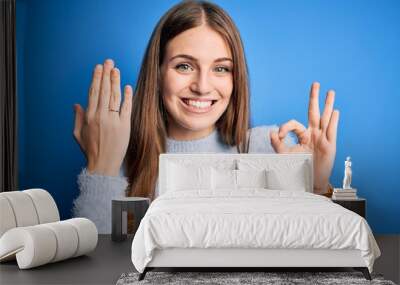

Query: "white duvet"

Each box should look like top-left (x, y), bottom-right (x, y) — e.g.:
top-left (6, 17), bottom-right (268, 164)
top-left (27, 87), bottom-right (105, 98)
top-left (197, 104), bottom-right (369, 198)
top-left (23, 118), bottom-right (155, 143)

top-left (131, 189), bottom-right (380, 273)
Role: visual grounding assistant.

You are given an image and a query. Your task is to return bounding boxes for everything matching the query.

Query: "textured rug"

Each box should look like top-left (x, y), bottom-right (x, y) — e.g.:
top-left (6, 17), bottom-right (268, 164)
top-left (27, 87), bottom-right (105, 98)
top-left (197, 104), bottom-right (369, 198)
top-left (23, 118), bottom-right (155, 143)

top-left (116, 271), bottom-right (396, 285)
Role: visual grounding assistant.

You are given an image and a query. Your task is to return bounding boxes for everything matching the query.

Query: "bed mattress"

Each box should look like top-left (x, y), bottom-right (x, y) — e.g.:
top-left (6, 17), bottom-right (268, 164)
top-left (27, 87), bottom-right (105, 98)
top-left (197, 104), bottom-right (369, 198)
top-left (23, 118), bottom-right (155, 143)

top-left (131, 189), bottom-right (380, 273)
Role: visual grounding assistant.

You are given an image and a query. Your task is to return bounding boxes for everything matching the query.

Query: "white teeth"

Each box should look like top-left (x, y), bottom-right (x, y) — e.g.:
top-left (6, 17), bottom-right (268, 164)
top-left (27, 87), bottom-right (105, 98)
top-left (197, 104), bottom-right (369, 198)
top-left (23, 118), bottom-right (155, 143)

top-left (186, 99), bottom-right (212, 108)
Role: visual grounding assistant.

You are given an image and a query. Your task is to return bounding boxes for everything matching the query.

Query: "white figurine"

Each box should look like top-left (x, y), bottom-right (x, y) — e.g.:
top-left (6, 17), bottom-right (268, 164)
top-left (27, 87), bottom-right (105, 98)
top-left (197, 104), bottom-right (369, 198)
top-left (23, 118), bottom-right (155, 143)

top-left (342, 156), bottom-right (352, 189)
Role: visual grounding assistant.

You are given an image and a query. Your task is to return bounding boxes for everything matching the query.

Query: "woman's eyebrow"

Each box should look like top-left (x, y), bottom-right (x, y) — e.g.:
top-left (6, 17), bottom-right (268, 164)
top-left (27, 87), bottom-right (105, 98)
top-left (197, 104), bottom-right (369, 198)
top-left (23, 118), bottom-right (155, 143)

top-left (169, 54), bottom-right (233, 63)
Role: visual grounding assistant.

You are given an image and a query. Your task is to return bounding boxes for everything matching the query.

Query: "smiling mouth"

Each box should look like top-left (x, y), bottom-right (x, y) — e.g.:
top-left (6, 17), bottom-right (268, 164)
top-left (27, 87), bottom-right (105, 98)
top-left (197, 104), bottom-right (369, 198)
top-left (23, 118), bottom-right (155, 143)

top-left (180, 98), bottom-right (218, 108)
top-left (180, 98), bottom-right (218, 113)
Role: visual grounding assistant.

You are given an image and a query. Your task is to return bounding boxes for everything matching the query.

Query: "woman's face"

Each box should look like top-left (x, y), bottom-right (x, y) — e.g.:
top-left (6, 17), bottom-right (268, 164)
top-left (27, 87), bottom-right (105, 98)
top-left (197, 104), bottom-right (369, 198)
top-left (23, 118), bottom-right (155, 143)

top-left (160, 24), bottom-right (233, 140)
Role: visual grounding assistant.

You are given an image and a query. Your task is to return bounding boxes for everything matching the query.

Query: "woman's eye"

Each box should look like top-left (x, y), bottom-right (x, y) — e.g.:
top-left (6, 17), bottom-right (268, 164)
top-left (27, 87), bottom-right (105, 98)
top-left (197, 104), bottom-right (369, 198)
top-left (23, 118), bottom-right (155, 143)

top-left (175, 63), bottom-right (193, 72)
top-left (214, 66), bottom-right (231, 73)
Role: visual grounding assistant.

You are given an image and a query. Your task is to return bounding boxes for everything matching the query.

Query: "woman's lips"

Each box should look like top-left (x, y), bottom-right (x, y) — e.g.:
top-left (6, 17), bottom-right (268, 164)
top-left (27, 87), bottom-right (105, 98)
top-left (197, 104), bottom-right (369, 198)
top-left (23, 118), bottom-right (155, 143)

top-left (180, 98), bottom-right (216, 114)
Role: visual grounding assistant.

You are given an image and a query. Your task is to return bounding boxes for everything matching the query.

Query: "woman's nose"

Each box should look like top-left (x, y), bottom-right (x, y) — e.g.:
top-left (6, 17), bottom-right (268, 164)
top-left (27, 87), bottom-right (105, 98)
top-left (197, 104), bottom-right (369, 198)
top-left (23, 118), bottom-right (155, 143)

top-left (190, 71), bottom-right (213, 95)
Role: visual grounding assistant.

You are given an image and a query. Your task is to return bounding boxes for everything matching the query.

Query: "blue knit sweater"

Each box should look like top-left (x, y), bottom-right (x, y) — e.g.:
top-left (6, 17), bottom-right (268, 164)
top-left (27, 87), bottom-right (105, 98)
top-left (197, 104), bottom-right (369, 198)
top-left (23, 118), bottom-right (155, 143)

top-left (72, 125), bottom-right (296, 233)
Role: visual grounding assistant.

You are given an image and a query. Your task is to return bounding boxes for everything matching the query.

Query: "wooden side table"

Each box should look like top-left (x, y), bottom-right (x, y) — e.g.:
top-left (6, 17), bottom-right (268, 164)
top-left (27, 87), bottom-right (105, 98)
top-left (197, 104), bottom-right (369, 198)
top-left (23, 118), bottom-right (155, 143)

top-left (332, 198), bottom-right (366, 218)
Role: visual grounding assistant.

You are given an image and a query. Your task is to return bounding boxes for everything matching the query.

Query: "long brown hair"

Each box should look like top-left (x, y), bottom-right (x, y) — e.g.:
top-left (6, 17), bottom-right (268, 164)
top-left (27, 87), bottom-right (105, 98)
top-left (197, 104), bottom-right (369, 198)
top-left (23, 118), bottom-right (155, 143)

top-left (125, 0), bottom-right (251, 199)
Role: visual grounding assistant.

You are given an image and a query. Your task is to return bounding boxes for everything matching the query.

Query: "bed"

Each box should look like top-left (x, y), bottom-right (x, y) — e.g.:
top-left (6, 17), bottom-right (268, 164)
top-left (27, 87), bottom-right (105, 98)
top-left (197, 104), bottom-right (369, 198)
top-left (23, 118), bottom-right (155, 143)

top-left (130, 153), bottom-right (381, 281)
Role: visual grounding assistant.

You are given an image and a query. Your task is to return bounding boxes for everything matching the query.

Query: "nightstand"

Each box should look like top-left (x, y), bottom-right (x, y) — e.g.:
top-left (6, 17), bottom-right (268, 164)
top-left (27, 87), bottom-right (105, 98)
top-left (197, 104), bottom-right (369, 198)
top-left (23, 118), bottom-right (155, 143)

top-left (112, 197), bottom-right (150, 242)
top-left (332, 198), bottom-right (366, 218)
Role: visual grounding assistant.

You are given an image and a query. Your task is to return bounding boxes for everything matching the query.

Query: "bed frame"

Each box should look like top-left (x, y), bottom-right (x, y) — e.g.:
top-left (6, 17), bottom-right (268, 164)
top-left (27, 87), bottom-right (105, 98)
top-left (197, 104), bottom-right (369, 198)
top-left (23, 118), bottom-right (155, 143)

top-left (140, 248), bottom-right (371, 280)
top-left (139, 154), bottom-right (372, 281)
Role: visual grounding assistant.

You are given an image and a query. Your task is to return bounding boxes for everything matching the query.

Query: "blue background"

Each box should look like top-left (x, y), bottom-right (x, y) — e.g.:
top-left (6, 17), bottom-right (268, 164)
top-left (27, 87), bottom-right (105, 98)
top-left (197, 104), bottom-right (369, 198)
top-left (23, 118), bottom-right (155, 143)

top-left (16, 0), bottom-right (400, 233)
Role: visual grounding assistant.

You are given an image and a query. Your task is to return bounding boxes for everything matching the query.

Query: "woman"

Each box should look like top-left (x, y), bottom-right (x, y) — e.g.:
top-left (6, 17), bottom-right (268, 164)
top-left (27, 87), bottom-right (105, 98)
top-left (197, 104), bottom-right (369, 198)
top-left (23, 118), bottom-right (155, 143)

top-left (72, 0), bottom-right (339, 234)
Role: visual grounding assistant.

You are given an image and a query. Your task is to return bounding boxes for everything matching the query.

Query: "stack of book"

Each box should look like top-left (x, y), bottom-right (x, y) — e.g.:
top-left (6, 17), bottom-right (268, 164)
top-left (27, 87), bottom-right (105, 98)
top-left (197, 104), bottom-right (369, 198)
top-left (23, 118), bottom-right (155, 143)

top-left (332, 188), bottom-right (358, 200)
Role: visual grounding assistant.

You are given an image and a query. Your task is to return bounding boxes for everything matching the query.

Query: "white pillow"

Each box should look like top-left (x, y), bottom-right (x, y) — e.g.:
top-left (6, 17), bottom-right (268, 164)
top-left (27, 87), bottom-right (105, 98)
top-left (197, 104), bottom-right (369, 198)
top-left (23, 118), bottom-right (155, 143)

top-left (211, 168), bottom-right (237, 190)
top-left (238, 158), bottom-right (309, 191)
top-left (167, 162), bottom-right (212, 191)
top-left (266, 168), bottom-right (307, 191)
top-left (211, 168), bottom-right (268, 190)
top-left (237, 169), bottom-right (268, 188)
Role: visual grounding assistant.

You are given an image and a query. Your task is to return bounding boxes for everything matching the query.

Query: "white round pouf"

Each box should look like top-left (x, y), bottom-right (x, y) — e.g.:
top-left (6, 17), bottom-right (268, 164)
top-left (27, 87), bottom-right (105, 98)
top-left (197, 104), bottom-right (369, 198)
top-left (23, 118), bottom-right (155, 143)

top-left (65, 218), bottom-right (98, 257)
top-left (0, 192), bottom-right (39, 227)
top-left (23, 189), bottom-right (60, 223)
top-left (0, 189), bottom-right (98, 269)
top-left (0, 196), bottom-right (17, 237)
top-left (0, 225), bottom-right (57, 269)
top-left (42, 221), bottom-right (79, 262)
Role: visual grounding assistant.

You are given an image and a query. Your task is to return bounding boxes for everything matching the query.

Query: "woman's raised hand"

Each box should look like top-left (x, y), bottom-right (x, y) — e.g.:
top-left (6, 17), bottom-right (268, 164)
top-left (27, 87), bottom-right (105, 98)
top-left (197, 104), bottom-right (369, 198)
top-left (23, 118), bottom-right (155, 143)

top-left (270, 82), bottom-right (340, 194)
top-left (73, 59), bottom-right (133, 176)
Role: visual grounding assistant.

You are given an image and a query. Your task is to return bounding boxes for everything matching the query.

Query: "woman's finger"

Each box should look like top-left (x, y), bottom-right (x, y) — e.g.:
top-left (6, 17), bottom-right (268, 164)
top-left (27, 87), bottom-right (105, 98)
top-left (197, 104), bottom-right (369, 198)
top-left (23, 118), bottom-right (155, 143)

top-left (73, 104), bottom-right (85, 150)
top-left (87, 64), bottom-right (103, 119)
top-left (109, 67), bottom-right (121, 113)
top-left (308, 82), bottom-right (320, 129)
top-left (320, 89), bottom-right (335, 132)
top-left (298, 129), bottom-right (311, 145)
top-left (278, 119), bottom-right (307, 141)
top-left (270, 130), bottom-right (290, 153)
top-left (98, 58), bottom-right (114, 112)
top-left (326, 109), bottom-right (340, 143)
top-left (120, 85), bottom-right (133, 122)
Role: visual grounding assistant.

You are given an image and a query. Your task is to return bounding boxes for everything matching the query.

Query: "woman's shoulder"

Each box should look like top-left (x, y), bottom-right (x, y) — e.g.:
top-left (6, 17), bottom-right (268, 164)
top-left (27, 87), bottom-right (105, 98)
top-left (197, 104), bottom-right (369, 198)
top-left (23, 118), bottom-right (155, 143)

top-left (247, 124), bottom-right (297, 153)
top-left (248, 124), bottom-right (279, 134)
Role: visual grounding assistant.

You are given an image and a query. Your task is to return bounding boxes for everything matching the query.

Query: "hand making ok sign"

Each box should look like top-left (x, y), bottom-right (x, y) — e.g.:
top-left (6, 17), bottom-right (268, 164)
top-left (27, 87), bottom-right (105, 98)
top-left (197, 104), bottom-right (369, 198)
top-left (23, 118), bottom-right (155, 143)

top-left (270, 82), bottom-right (340, 194)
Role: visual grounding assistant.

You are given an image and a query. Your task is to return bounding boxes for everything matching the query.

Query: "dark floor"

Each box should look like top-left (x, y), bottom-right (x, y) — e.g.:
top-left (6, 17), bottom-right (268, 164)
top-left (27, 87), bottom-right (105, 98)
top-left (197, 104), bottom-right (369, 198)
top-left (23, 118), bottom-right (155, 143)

top-left (0, 234), bottom-right (398, 285)
top-left (374, 235), bottom-right (400, 284)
